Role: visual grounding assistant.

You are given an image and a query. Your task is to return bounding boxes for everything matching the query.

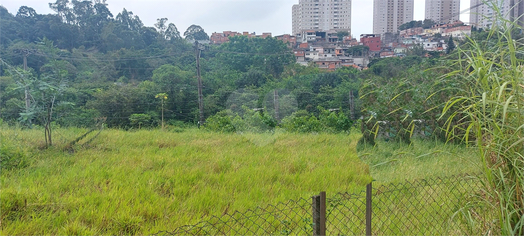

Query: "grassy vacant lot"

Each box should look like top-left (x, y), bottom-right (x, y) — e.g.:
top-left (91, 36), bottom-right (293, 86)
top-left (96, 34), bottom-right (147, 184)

top-left (1, 126), bottom-right (369, 235)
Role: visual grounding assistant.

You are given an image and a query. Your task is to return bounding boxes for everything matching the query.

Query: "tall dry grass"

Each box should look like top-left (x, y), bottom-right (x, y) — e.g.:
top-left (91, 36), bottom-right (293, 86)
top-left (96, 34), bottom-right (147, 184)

top-left (440, 3), bottom-right (524, 234)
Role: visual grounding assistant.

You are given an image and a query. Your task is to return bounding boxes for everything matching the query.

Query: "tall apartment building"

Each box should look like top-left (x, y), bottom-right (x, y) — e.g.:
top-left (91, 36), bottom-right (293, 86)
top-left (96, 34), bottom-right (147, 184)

top-left (292, 0), bottom-right (352, 35)
top-left (373, 0), bottom-right (414, 35)
top-left (425, 0), bottom-right (461, 24)
top-left (469, 0), bottom-right (524, 28)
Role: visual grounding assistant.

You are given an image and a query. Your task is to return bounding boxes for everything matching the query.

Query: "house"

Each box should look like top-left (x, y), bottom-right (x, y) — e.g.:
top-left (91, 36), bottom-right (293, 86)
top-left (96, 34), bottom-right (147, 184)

top-left (360, 34), bottom-right (382, 52)
top-left (400, 27), bottom-right (424, 38)
top-left (210, 31), bottom-right (242, 44)
top-left (443, 25), bottom-right (471, 39)
top-left (275, 34), bottom-right (297, 48)
top-left (314, 58), bottom-right (342, 71)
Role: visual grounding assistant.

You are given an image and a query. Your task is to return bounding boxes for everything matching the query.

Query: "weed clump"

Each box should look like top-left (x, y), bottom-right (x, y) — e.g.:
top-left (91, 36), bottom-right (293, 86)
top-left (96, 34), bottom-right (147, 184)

top-left (0, 143), bottom-right (28, 170)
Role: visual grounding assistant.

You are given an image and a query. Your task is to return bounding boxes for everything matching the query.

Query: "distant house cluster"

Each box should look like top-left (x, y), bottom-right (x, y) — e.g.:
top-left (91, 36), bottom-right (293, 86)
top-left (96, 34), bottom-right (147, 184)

top-left (210, 31), bottom-right (273, 44)
top-left (207, 0), bottom-right (524, 71)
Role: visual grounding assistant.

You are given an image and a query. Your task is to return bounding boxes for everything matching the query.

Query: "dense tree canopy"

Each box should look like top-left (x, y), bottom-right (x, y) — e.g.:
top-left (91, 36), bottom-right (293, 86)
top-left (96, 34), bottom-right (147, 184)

top-left (0, 1), bottom-right (451, 131)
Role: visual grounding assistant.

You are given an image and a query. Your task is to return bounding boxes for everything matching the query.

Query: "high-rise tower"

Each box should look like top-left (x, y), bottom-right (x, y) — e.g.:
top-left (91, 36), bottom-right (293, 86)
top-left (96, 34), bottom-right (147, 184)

top-left (470, 0), bottom-right (524, 28)
top-left (425, 0), bottom-right (461, 24)
top-left (373, 0), bottom-right (414, 35)
top-left (292, 0), bottom-right (352, 35)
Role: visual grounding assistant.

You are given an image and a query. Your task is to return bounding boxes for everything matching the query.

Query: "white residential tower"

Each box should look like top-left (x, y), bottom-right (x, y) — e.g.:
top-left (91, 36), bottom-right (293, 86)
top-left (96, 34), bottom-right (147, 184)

top-left (292, 0), bottom-right (352, 35)
top-left (373, 0), bottom-right (414, 35)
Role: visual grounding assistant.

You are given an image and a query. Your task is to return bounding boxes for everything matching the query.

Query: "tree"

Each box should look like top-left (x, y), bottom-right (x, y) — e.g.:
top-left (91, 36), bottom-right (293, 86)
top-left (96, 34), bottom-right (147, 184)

top-left (446, 36), bottom-right (455, 54)
top-left (16, 6), bottom-right (37, 18)
top-left (337, 31), bottom-right (349, 41)
top-left (154, 18), bottom-right (168, 36)
top-left (129, 113), bottom-right (151, 129)
top-left (422, 19), bottom-right (436, 29)
top-left (116, 8), bottom-right (143, 32)
top-left (184, 24), bottom-right (209, 41)
top-left (165, 23), bottom-right (181, 40)
top-left (49, 0), bottom-right (74, 24)
top-left (155, 18), bottom-right (181, 41)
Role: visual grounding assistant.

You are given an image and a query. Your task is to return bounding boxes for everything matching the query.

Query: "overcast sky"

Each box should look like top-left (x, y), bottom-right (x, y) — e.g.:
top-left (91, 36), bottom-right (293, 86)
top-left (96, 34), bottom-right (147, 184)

top-left (0, 0), bottom-right (471, 38)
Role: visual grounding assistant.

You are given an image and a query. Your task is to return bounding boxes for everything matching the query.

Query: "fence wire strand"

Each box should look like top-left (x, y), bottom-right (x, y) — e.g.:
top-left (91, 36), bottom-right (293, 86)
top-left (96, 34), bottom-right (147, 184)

top-left (154, 174), bottom-right (483, 235)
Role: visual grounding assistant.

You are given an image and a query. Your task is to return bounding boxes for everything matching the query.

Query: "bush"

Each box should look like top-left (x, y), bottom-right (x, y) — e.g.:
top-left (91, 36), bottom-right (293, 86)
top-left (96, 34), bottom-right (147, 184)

top-left (204, 110), bottom-right (237, 132)
top-left (129, 113), bottom-right (152, 129)
top-left (280, 110), bottom-right (322, 133)
top-left (232, 108), bottom-right (277, 133)
top-left (318, 107), bottom-right (352, 133)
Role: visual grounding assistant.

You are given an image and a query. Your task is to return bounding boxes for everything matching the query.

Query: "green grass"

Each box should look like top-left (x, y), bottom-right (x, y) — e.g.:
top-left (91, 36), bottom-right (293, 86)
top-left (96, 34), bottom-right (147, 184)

top-left (1, 126), bottom-right (369, 235)
top-left (357, 138), bottom-right (481, 184)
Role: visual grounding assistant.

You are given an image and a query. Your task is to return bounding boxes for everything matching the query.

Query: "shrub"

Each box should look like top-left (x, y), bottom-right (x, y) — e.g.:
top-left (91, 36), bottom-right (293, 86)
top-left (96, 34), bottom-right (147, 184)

top-left (129, 113), bottom-right (152, 129)
top-left (318, 107), bottom-right (352, 133)
top-left (280, 110), bottom-right (322, 133)
top-left (204, 110), bottom-right (236, 133)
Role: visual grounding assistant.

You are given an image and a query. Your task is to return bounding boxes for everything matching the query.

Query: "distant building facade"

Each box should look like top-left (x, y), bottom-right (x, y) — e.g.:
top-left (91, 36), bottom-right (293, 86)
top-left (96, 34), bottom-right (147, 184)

top-left (373, 0), bottom-right (414, 35)
top-left (425, 0), bottom-right (460, 23)
top-left (292, 0), bottom-right (352, 35)
top-left (209, 31), bottom-right (274, 45)
top-left (360, 34), bottom-right (382, 52)
top-left (469, 0), bottom-right (524, 28)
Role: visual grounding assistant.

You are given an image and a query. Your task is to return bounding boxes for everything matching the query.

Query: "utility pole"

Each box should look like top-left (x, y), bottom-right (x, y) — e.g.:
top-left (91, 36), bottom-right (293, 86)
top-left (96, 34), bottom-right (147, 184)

top-left (194, 41), bottom-right (205, 127)
top-left (14, 49), bottom-right (37, 110)
top-left (274, 89), bottom-right (280, 121)
top-left (349, 90), bottom-right (355, 120)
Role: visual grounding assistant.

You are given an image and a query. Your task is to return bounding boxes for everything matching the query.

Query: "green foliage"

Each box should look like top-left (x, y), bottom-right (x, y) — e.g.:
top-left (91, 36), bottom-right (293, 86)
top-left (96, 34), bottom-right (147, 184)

top-left (318, 107), bottom-right (352, 133)
top-left (336, 31), bottom-right (349, 41)
top-left (398, 19), bottom-right (436, 31)
top-left (280, 110), bottom-right (321, 133)
top-left (129, 113), bottom-right (152, 129)
top-left (0, 142), bottom-right (28, 171)
top-left (204, 110), bottom-right (237, 133)
top-left (183, 24), bottom-right (209, 41)
top-left (446, 36), bottom-right (455, 54)
top-left (0, 3), bottom-right (360, 131)
top-left (439, 12), bottom-right (524, 234)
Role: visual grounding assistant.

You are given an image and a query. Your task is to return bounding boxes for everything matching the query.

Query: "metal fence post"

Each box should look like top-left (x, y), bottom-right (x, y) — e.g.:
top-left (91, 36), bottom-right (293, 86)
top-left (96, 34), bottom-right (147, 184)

top-left (312, 192), bottom-right (326, 236)
top-left (366, 183), bottom-right (372, 236)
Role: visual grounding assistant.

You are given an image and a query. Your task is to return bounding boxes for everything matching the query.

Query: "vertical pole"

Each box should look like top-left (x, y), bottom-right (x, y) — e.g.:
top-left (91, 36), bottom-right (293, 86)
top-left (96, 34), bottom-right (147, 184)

top-left (274, 89), bottom-right (280, 121)
top-left (349, 90), bottom-right (355, 120)
top-left (312, 192), bottom-right (326, 236)
top-left (195, 41), bottom-right (205, 127)
top-left (366, 183), bottom-right (372, 236)
top-left (312, 195), bottom-right (319, 236)
top-left (161, 100), bottom-right (164, 131)
top-left (23, 53), bottom-right (30, 110)
top-left (319, 191), bottom-right (326, 235)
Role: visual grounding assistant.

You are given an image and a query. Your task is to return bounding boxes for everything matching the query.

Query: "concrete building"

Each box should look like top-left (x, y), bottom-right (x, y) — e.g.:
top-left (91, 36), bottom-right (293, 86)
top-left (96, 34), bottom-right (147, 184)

top-left (425, 0), bottom-right (460, 24)
top-left (360, 34), bottom-right (382, 52)
top-left (373, 0), bottom-right (414, 35)
top-left (292, 0), bottom-right (352, 35)
top-left (469, 0), bottom-right (524, 28)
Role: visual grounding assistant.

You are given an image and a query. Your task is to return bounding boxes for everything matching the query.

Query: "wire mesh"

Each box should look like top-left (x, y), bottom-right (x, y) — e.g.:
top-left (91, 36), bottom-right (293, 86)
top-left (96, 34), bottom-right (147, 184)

top-left (371, 175), bottom-right (482, 235)
top-left (154, 197), bottom-right (312, 236)
top-left (326, 174), bottom-right (482, 235)
top-left (154, 174), bottom-right (482, 235)
top-left (326, 191), bottom-right (367, 235)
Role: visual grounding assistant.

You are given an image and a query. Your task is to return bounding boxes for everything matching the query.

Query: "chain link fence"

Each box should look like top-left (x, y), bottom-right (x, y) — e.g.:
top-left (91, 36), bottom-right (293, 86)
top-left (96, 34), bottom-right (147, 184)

top-left (327, 174), bottom-right (482, 235)
top-left (155, 174), bottom-right (482, 235)
top-left (154, 198), bottom-right (312, 235)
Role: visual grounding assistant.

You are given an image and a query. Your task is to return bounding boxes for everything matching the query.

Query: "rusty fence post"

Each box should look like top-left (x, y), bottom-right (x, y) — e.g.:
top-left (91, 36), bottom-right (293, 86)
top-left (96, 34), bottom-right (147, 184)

top-left (366, 182), bottom-right (372, 236)
top-left (312, 192), bottom-right (326, 236)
